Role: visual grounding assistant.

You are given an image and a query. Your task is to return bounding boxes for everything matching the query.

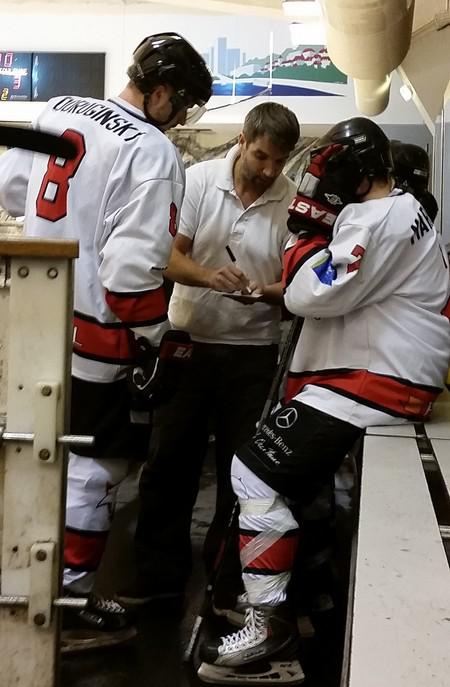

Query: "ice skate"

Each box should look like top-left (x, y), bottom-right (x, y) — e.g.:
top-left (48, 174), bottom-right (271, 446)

top-left (200, 605), bottom-right (294, 667)
top-left (198, 631), bottom-right (304, 685)
top-left (61, 594), bottom-right (136, 653)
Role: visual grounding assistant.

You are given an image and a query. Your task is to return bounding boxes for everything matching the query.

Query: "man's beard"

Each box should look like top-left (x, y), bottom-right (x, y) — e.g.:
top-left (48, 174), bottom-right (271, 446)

top-left (243, 166), bottom-right (275, 191)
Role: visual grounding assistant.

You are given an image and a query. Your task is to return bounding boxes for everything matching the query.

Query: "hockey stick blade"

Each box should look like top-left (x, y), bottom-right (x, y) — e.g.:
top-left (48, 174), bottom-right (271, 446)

top-left (0, 125), bottom-right (77, 158)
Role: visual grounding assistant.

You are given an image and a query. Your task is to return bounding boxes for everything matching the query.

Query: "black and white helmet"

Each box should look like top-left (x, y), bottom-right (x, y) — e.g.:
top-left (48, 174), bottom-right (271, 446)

top-left (390, 141), bottom-right (438, 221)
top-left (390, 140), bottom-right (430, 192)
top-left (128, 33), bottom-right (212, 107)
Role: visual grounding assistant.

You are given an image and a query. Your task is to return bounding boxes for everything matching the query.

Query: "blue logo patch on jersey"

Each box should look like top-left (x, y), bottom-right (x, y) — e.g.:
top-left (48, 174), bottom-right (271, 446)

top-left (312, 254), bottom-right (337, 286)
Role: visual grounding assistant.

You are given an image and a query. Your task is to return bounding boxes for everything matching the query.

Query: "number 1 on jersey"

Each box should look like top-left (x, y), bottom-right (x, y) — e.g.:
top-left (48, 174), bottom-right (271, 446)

top-left (36, 129), bottom-right (86, 222)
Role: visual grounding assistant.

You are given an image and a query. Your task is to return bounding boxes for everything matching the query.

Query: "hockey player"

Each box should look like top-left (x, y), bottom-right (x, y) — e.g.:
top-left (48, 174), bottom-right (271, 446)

top-left (0, 32), bottom-right (212, 651)
top-left (391, 139), bottom-right (438, 221)
top-left (198, 117), bottom-right (450, 676)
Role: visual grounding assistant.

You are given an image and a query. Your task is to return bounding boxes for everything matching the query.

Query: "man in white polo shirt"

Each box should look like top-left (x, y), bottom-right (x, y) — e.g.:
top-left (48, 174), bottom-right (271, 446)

top-left (118, 102), bottom-right (299, 611)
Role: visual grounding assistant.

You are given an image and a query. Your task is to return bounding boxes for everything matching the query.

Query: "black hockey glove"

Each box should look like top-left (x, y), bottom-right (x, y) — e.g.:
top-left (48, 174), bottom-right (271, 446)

top-left (287, 144), bottom-right (359, 238)
top-left (128, 330), bottom-right (193, 411)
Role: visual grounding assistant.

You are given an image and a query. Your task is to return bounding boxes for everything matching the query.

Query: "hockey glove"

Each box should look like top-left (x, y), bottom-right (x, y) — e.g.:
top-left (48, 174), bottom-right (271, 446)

top-left (128, 330), bottom-right (193, 411)
top-left (287, 144), bottom-right (359, 238)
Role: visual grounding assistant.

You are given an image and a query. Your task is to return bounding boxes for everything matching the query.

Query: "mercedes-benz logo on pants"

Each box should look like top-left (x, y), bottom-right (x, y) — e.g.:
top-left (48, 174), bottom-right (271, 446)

top-left (275, 407), bottom-right (298, 429)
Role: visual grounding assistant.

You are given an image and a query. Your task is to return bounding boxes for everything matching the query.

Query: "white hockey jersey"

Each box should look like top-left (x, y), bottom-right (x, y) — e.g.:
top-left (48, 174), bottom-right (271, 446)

top-left (0, 96), bottom-right (185, 382)
top-left (283, 190), bottom-right (450, 427)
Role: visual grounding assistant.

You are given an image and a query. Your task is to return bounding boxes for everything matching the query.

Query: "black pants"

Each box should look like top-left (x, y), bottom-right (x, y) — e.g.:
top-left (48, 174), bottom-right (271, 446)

top-left (70, 376), bottom-right (150, 459)
top-left (134, 341), bottom-right (278, 595)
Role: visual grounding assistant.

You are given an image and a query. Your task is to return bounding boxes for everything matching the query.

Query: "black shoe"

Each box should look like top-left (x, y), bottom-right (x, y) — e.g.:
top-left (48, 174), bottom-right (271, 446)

top-left (61, 594), bottom-right (136, 654)
top-left (116, 577), bottom-right (184, 613)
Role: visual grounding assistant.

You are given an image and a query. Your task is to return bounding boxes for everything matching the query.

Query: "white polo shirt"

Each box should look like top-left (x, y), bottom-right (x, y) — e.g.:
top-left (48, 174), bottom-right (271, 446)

top-left (169, 145), bottom-right (296, 344)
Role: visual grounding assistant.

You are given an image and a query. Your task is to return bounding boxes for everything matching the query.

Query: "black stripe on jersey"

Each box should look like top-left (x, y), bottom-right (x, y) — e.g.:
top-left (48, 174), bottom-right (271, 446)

top-left (65, 525), bottom-right (106, 536)
top-left (73, 349), bottom-right (137, 366)
top-left (74, 309), bottom-right (168, 329)
top-left (288, 367), bottom-right (442, 394)
top-left (239, 528), bottom-right (300, 538)
top-left (106, 287), bottom-right (162, 297)
top-left (306, 382), bottom-right (426, 420)
top-left (243, 567), bottom-right (288, 576)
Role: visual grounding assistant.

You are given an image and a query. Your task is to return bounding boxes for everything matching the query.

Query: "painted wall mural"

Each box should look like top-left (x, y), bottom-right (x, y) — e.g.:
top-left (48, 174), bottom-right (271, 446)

top-left (200, 36), bottom-right (347, 97)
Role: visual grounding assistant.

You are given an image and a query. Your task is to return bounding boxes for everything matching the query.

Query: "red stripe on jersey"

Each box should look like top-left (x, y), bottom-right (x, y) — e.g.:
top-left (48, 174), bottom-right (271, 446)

top-left (283, 235), bottom-right (329, 288)
top-left (105, 285), bottom-right (167, 325)
top-left (239, 531), bottom-right (299, 573)
top-left (73, 315), bottom-right (137, 363)
top-left (64, 528), bottom-right (108, 571)
top-left (285, 369), bottom-right (440, 420)
top-left (441, 297), bottom-right (450, 322)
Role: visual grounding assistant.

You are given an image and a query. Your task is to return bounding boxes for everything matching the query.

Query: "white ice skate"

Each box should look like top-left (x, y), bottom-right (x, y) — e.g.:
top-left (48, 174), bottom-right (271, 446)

top-left (199, 605), bottom-right (295, 668)
top-left (198, 605), bottom-right (304, 685)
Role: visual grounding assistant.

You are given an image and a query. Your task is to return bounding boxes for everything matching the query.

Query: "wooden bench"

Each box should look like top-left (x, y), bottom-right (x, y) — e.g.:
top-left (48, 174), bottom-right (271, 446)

top-left (341, 395), bottom-right (450, 687)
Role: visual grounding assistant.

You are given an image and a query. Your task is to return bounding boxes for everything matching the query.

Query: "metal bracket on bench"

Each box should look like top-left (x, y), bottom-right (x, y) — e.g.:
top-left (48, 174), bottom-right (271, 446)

top-left (0, 596), bottom-right (87, 609)
top-left (29, 542), bottom-right (55, 628)
top-left (0, 542), bottom-right (87, 628)
top-left (0, 423), bottom-right (94, 455)
top-left (0, 382), bottom-right (93, 462)
top-left (33, 382), bottom-right (59, 463)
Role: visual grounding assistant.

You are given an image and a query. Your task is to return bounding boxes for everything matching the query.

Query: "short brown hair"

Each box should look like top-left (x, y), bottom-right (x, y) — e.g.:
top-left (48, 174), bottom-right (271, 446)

top-left (242, 103), bottom-right (300, 153)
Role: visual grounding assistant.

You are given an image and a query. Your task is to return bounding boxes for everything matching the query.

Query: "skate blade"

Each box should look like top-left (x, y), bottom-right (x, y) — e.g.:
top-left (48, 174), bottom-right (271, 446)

top-left (60, 626), bottom-right (137, 654)
top-left (197, 659), bottom-right (305, 685)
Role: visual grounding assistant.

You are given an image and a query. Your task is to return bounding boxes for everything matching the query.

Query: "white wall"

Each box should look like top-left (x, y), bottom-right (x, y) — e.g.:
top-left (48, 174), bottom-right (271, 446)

top-left (0, 1), bottom-right (426, 131)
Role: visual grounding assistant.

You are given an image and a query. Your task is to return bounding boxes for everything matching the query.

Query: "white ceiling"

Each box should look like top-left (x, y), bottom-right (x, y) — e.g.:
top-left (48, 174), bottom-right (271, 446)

top-left (5, 0), bottom-right (448, 31)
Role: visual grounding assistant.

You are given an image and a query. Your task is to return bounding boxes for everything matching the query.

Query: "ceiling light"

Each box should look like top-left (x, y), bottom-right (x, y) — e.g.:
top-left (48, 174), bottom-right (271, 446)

top-left (282, 1), bottom-right (322, 19)
top-left (399, 83), bottom-right (413, 102)
top-left (289, 21), bottom-right (326, 46)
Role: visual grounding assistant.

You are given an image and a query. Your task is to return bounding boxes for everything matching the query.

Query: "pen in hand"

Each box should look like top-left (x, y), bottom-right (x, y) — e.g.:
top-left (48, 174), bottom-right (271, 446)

top-left (225, 245), bottom-right (252, 294)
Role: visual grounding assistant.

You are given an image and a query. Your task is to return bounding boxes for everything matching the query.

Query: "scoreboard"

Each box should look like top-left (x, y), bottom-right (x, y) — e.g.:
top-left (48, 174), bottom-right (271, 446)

top-left (0, 51), bottom-right (32, 101)
top-left (0, 51), bottom-right (104, 102)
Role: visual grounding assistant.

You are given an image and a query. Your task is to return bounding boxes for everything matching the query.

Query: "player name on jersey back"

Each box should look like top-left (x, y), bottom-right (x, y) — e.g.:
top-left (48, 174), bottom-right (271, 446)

top-left (52, 96), bottom-right (146, 142)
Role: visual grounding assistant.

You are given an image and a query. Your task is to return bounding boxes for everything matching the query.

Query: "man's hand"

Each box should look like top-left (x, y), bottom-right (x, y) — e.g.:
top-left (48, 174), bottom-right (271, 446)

top-left (128, 330), bottom-right (193, 411)
top-left (208, 264), bottom-right (251, 293)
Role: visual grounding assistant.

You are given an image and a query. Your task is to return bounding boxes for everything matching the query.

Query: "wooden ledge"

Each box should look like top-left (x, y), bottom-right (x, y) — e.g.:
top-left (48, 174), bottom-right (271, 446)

top-left (0, 237), bottom-right (79, 259)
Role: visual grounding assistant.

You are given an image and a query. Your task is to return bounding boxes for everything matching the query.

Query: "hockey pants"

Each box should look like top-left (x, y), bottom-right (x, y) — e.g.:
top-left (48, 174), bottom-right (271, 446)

top-left (63, 452), bottom-right (132, 594)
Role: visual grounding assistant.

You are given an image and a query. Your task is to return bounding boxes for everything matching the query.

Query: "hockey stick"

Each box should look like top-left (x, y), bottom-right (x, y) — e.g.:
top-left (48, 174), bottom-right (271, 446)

top-left (257, 316), bottom-right (304, 430)
top-left (0, 125), bottom-right (77, 158)
top-left (183, 315), bottom-right (304, 663)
